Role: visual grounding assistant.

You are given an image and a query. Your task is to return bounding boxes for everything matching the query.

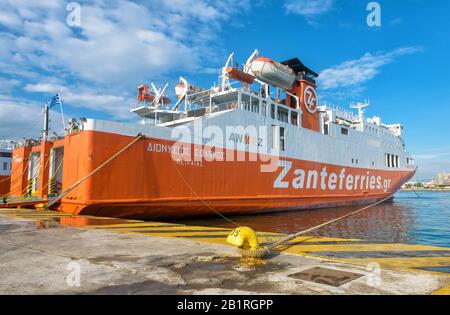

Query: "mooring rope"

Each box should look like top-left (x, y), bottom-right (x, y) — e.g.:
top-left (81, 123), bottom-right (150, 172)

top-left (0, 150), bottom-right (51, 200)
top-left (410, 188), bottom-right (422, 199)
top-left (239, 193), bottom-right (396, 258)
top-left (46, 133), bottom-right (145, 209)
top-left (171, 159), bottom-right (241, 228)
top-left (41, 158), bottom-right (64, 195)
top-left (0, 175), bottom-right (11, 184)
top-left (1, 153), bottom-right (31, 198)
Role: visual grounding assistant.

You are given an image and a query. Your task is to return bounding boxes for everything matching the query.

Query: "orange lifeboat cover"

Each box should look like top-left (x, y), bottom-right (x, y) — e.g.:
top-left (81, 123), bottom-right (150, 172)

top-left (225, 67), bottom-right (255, 84)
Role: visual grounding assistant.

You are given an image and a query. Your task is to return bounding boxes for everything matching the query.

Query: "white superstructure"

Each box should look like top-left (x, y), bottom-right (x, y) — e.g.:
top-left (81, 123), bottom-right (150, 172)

top-left (0, 141), bottom-right (13, 177)
top-left (127, 50), bottom-right (415, 175)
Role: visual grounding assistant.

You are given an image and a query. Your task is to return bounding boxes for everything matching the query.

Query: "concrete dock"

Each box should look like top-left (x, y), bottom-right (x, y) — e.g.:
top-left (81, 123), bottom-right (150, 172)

top-left (1, 208), bottom-right (449, 295)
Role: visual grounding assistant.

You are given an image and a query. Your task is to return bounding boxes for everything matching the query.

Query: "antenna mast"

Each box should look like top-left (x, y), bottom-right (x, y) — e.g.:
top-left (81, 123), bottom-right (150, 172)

top-left (351, 100), bottom-right (369, 131)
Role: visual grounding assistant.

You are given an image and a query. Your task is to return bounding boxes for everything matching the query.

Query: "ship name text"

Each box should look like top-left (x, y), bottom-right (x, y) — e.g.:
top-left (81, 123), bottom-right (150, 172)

top-left (274, 160), bottom-right (392, 192)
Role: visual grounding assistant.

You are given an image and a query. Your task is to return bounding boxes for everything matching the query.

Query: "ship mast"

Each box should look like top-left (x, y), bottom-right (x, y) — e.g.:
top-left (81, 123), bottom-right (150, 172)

top-left (43, 101), bottom-right (50, 141)
top-left (351, 100), bottom-right (369, 131)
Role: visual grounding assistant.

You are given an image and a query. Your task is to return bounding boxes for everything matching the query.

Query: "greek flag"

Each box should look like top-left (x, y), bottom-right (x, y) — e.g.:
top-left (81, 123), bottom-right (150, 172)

top-left (47, 94), bottom-right (61, 109)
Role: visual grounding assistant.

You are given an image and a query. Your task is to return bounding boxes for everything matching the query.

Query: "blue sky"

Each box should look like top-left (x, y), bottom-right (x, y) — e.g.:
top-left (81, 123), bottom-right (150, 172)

top-left (0, 0), bottom-right (449, 180)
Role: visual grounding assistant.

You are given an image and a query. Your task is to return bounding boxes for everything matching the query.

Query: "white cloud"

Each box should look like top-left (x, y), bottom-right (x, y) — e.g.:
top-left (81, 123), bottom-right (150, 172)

top-left (389, 17), bottom-right (404, 26)
top-left (0, 11), bottom-right (22, 28)
top-left (0, 96), bottom-right (66, 141)
top-left (0, 78), bottom-right (20, 93)
top-left (0, 0), bottom-right (252, 138)
top-left (1, 0), bottom-right (251, 84)
top-left (284, 0), bottom-right (334, 20)
top-left (24, 82), bottom-right (133, 119)
top-left (413, 147), bottom-right (450, 161)
top-left (318, 47), bottom-right (422, 90)
top-left (412, 148), bottom-right (450, 181)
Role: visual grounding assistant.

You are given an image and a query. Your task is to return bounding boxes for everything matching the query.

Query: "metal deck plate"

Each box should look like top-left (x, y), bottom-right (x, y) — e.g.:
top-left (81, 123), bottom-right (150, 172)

top-left (288, 267), bottom-right (363, 287)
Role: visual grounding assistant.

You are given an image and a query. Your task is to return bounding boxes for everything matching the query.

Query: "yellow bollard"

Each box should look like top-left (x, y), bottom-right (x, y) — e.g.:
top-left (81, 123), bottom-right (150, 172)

top-left (226, 227), bottom-right (260, 250)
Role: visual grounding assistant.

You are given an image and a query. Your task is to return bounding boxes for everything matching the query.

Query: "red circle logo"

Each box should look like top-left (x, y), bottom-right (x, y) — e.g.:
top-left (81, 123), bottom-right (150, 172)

top-left (304, 86), bottom-right (318, 114)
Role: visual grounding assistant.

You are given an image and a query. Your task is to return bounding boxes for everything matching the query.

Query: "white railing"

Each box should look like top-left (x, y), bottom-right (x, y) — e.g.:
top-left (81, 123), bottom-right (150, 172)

top-left (237, 90), bottom-right (301, 128)
top-left (0, 142), bottom-right (14, 151)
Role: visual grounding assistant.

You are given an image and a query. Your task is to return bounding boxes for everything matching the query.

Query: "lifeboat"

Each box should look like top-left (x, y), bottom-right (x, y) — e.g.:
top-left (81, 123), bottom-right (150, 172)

top-left (175, 82), bottom-right (186, 99)
top-left (158, 96), bottom-right (171, 105)
top-left (175, 78), bottom-right (206, 99)
top-left (250, 57), bottom-right (296, 90)
top-left (137, 84), bottom-right (170, 105)
top-left (225, 67), bottom-right (255, 84)
top-left (137, 84), bottom-right (154, 102)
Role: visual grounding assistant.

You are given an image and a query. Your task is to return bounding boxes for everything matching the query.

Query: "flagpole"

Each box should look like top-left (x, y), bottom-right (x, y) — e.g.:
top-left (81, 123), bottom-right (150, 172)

top-left (58, 92), bottom-right (66, 132)
top-left (43, 101), bottom-right (49, 141)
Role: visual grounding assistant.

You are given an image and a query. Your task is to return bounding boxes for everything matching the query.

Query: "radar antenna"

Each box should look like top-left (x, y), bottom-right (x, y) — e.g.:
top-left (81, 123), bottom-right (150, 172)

top-left (351, 100), bottom-right (369, 122)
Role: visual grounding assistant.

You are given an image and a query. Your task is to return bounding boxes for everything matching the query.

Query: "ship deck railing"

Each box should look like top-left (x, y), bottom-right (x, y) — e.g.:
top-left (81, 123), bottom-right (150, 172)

top-left (153, 87), bottom-right (303, 129)
top-left (132, 86), bottom-right (303, 130)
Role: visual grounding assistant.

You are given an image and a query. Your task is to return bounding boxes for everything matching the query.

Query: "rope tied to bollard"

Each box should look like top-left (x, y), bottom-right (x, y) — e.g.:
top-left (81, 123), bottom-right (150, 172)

top-left (228, 194), bottom-right (395, 259)
top-left (46, 133), bottom-right (145, 209)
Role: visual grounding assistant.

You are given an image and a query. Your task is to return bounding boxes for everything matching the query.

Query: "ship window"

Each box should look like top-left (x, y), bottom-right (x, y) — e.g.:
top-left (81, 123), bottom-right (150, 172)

top-left (293, 95), bottom-right (299, 109)
top-left (291, 112), bottom-right (298, 126)
top-left (272, 125), bottom-right (277, 149)
top-left (324, 124), bottom-right (329, 135)
top-left (271, 105), bottom-right (275, 119)
top-left (277, 108), bottom-right (288, 123)
top-left (341, 127), bottom-right (349, 136)
top-left (251, 98), bottom-right (259, 113)
top-left (391, 154), bottom-right (395, 168)
top-left (0, 152), bottom-right (12, 158)
top-left (261, 101), bottom-right (267, 116)
top-left (3, 162), bottom-right (7, 170)
top-left (396, 155), bottom-right (399, 168)
top-left (280, 127), bottom-right (286, 151)
top-left (386, 154), bottom-right (390, 167)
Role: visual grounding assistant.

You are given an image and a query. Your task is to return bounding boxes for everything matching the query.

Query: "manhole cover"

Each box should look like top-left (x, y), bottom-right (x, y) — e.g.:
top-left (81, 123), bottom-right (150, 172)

top-left (289, 267), bottom-right (363, 287)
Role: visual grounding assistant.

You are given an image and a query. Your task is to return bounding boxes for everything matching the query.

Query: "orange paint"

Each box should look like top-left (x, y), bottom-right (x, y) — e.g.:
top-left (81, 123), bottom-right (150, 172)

top-left (10, 145), bottom-right (31, 196)
top-left (225, 67), bottom-right (255, 84)
top-left (0, 176), bottom-right (10, 196)
top-left (37, 141), bottom-right (53, 198)
top-left (137, 84), bottom-right (170, 104)
top-left (289, 80), bottom-right (320, 132)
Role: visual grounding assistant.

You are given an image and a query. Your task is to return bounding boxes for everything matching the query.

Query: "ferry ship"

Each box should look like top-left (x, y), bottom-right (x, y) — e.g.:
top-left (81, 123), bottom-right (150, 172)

top-left (7, 50), bottom-right (417, 219)
top-left (0, 142), bottom-right (13, 196)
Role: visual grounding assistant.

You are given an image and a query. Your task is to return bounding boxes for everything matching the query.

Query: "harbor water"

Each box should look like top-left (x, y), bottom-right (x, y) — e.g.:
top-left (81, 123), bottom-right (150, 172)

top-left (175, 191), bottom-right (450, 248)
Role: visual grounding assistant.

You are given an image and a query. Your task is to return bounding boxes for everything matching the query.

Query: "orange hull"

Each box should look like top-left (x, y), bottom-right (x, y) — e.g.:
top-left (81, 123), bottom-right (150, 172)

top-left (17, 130), bottom-right (413, 219)
top-left (0, 175), bottom-right (10, 196)
top-left (60, 195), bottom-right (396, 220)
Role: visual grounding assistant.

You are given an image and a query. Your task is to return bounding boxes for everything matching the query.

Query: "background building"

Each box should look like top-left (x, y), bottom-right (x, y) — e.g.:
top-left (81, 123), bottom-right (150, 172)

top-left (436, 173), bottom-right (450, 186)
top-left (0, 141), bottom-right (13, 177)
top-left (0, 141), bottom-right (13, 196)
